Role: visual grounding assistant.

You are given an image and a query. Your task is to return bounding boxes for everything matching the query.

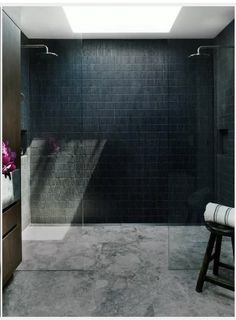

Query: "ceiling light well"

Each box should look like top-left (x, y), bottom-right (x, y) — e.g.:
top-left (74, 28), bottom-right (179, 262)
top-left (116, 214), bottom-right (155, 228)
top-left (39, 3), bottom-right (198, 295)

top-left (63, 5), bottom-right (182, 34)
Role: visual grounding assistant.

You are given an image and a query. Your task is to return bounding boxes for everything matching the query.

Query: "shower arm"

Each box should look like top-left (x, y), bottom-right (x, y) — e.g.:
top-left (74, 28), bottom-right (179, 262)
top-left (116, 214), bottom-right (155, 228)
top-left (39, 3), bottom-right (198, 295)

top-left (21, 44), bottom-right (49, 54)
top-left (197, 45), bottom-right (234, 54)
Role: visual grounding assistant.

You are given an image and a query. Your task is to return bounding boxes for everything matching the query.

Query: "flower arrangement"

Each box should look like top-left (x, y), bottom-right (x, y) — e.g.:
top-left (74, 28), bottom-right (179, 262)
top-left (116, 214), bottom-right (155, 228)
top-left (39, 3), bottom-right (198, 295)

top-left (2, 141), bottom-right (16, 176)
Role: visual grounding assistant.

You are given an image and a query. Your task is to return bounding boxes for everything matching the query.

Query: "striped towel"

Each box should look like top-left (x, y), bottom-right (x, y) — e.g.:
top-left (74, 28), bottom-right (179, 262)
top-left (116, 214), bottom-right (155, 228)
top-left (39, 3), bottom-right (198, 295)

top-left (204, 202), bottom-right (234, 228)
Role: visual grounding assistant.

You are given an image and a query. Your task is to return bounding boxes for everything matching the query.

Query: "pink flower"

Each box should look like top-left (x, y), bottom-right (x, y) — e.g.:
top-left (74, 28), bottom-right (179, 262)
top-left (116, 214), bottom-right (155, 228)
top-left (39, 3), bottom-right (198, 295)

top-left (2, 154), bottom-right (10, 165)
top-left (2, 141), bottom-right (17, 175)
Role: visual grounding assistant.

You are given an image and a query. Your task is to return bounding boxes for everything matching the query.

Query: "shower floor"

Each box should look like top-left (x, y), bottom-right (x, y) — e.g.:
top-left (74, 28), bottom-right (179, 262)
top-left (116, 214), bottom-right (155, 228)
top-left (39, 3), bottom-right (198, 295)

top-left (3, 225), bottom-right (234, 317)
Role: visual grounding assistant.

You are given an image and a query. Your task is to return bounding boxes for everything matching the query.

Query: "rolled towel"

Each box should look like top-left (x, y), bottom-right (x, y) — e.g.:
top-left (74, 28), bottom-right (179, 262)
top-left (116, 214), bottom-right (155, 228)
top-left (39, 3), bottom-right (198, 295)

top-left (204, 202), bottom-right (234, 228)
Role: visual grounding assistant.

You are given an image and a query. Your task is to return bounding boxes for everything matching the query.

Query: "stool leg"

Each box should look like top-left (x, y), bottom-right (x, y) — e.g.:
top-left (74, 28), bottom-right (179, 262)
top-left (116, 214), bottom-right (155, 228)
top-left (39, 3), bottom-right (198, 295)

top-left (213, 235), bottom-right (222, 276)
top-left (231, 234), bottom-right (234, 256)
top-left (196, 232), bottom-right (216, 293)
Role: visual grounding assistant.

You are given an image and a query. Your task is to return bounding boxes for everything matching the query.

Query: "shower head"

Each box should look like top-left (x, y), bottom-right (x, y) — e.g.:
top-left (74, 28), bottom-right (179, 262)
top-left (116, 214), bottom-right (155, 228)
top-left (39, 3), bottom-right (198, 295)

top-left (188, 46), bottom-right (212, 59)
top-left (41, 51), bottom-right (58, 57)
top-left (39, 51), bottom-right (58, 63)
top-left (48, 52), bottom-right (58, 57)
top-left (188, 52), bottom-right (210, 59)
top-left (188, 45), bottom-right (234, 59)
top-left (21, 44), bottom-right (58, 58)
top-left (42, 46), bottom-right (58, 57)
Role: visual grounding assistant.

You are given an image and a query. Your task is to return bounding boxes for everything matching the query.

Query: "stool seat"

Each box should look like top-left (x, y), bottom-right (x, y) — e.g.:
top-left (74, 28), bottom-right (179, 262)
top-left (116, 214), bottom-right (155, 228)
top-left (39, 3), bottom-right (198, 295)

top-left (196, 221), bottom-right (234, 293)
top-left (205, 221), bottom-right (234, 236)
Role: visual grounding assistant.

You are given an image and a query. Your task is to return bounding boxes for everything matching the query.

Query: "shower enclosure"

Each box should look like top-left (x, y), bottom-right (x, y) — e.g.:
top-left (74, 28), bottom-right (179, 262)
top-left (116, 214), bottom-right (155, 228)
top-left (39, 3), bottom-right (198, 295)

top-left (21, 21), bottom-right (234, 269)
top-left (168, 40), bottom-right (215, 269)
top-left (168, 25), bottom-right (234, 269)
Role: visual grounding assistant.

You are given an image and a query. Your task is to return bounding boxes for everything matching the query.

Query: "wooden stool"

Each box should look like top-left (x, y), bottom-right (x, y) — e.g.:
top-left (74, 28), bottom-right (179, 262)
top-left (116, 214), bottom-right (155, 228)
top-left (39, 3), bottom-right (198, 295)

top-left (196, 221), bottom-right (234, 292)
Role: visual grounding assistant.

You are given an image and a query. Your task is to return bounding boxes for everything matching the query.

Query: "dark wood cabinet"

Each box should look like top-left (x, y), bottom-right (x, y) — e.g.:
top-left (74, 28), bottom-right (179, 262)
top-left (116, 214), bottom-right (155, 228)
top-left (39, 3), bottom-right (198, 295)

top-left (3, 202), bottom-right (22, 286)
top-left (2, 11), bottom-right (22, 287)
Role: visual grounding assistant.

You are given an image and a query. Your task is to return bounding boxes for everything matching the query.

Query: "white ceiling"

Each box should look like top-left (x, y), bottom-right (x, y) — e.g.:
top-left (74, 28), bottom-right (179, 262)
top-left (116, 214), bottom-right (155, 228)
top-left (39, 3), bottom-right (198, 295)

top-left (3, 6), bottom-right (235, 39)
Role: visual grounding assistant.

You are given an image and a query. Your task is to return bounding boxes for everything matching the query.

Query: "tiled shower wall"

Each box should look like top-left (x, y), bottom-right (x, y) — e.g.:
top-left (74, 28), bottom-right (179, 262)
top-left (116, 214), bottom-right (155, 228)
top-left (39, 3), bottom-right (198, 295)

top-left (82, 39), bottom-right (214, 223)
top-left (25, 34), bottom-right (233, 224)
top-left (82, 40), bottom-right (169, 222)
top-left (214, 21), bottom-right (234, 207)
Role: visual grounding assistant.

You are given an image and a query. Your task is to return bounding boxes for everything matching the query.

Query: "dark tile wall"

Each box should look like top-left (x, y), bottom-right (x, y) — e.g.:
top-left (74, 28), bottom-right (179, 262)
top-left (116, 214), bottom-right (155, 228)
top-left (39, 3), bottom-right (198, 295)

top-left (214, 21), bottom-right (234, 207)
top-left (28, 38), bottom-right (215, 224)
top-left (82, 39), bottom-right (214, 223)
top-left (82, 40), bottom-right (169, 223)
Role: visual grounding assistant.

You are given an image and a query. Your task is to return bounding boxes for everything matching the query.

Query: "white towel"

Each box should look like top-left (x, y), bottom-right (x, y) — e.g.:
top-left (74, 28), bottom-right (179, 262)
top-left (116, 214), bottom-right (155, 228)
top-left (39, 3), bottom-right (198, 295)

top-left (204, 202), bottom-right (234, 228)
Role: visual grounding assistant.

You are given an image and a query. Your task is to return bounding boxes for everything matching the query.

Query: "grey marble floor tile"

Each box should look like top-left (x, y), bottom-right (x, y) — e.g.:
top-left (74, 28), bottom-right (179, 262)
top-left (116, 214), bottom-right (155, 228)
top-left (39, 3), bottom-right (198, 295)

top-left (168, 225), bottom-right (233, 269)
top-left (3, 225), bottom-right (234, 317)
top-left (3, 271), bottom-right (97, 317)
top-left (18, 225), bottom-right (168, 271)
top-left (3, 268), bottom-right (234, 317)
top-left (153, 269), bottom-right (234, 317)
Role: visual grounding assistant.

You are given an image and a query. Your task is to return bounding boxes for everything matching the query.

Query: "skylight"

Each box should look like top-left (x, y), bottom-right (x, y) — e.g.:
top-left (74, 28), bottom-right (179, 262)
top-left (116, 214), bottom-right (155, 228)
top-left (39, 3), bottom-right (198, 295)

top-left (63, 5), bottom-right (182, 34)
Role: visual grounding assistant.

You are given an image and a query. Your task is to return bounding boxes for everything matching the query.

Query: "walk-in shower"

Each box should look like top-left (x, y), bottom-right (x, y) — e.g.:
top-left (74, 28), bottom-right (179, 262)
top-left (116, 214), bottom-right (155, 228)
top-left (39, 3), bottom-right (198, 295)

top-left (18, 22), bottom-right (235, 274)
top-left (2, 4), bottom-right (235, 317)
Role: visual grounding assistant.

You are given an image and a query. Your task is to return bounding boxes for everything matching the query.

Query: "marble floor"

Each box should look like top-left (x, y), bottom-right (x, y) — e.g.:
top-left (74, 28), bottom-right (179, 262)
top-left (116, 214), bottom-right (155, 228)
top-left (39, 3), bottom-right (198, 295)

top-left (3, 225), bottom-right (234, 317)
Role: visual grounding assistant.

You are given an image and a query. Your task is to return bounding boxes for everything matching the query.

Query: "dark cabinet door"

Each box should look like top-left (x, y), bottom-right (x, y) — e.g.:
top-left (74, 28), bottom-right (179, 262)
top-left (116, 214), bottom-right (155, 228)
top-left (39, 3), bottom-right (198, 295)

top-left (3, 202), bottom-right (22, 286)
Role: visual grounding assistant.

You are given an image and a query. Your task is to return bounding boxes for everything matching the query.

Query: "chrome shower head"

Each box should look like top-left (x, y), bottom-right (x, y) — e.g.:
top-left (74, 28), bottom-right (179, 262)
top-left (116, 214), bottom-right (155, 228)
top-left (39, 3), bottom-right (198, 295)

top-left (41, 46), bottom-right (58, 58)
top-left (187, 45), bottom-right (234, 59)
top-left (21, 44), bottom-right (58, 58)
top-left (188, 52), bottom-right (210, 59)
top-left (41, 51), bottom-right (58, 57)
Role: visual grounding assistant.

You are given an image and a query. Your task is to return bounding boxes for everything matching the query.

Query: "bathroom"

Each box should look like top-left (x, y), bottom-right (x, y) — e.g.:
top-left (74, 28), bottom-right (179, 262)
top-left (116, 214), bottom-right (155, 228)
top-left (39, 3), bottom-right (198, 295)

top-left (1, 4), bottom-right (235, 317)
